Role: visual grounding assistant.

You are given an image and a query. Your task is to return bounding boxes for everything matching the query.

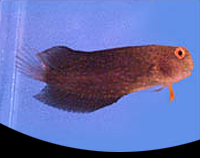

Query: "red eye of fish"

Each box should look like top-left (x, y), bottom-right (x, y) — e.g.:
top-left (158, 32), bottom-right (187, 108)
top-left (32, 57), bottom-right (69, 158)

top-left (174, 47), bottom-right (186, 59)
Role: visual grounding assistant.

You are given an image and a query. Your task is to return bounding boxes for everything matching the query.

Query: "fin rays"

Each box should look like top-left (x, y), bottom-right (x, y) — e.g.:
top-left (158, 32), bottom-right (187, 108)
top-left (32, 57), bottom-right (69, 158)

top-left (16, 45), bottom-right (44, 81)
top-left (34, 85), bottom-right (122, 113)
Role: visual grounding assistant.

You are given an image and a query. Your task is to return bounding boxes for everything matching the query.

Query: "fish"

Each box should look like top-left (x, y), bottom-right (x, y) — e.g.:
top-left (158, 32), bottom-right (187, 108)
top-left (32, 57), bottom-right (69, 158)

top-left (16, 45), bottom-right (194, 113)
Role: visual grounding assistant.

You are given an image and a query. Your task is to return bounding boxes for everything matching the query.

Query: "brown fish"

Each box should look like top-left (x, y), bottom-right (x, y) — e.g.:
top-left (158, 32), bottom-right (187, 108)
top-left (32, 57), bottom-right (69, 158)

top-left (16, 45), bottom-right (194, 112)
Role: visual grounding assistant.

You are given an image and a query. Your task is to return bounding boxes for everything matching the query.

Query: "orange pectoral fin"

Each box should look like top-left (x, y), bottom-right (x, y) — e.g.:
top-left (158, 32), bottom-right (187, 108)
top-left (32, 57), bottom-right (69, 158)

top-left (168, 84), bottom-right (175, 102)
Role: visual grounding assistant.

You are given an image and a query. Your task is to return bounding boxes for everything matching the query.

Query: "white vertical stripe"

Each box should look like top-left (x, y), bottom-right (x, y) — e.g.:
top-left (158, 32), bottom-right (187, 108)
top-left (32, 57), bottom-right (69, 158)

top-left (8, 2), bottom-right (26, 128)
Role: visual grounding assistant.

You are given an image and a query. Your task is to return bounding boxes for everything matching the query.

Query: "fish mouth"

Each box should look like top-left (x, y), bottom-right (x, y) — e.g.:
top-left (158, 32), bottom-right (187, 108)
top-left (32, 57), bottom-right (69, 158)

top-left (174, 70), bottom-right (192, 83)
top-left (174, 61), bottom-right (194, 83)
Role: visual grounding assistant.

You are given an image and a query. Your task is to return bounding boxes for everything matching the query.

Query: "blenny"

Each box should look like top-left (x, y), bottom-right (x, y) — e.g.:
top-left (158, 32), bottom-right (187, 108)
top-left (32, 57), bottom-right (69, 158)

top-left (17, 45), bottom-right (194, 112)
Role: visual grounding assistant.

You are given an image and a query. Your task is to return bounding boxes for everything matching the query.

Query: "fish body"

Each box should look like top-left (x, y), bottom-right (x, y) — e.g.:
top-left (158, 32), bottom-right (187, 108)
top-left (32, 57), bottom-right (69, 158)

top-left (17, 45), bottom-right (193, 112)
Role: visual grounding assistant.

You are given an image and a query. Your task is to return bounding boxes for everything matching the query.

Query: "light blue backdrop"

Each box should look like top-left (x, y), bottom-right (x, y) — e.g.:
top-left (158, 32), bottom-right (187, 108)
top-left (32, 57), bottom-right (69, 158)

top-left (0, 1), bottom-right (199, 151)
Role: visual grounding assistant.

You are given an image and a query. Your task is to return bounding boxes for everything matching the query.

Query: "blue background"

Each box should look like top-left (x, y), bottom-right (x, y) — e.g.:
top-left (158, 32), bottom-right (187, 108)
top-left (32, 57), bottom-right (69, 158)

top-left (0, 1), bottom-right (199, 151)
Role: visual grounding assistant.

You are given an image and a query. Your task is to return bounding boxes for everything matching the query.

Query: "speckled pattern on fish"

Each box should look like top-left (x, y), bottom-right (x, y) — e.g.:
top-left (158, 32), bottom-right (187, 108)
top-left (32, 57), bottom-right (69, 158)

top-left (16, 45), bottom-right (194, 113)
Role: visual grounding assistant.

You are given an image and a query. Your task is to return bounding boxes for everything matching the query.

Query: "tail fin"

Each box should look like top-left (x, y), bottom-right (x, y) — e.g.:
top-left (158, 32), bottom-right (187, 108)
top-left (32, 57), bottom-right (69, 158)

top-left (16, 46), bottom-right (45, 81)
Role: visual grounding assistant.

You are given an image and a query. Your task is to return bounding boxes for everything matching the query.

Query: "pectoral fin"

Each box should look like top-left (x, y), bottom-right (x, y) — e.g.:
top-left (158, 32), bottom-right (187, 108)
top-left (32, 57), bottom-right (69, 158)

top-left (153, 86), bottom-right (166, 92)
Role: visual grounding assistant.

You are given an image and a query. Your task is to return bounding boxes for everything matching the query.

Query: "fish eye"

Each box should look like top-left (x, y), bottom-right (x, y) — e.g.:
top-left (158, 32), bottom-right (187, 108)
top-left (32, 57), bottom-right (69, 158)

top-left (174, 48), bottom-right (186, 59)
top-left (178, 51), bottom-right (183, 56)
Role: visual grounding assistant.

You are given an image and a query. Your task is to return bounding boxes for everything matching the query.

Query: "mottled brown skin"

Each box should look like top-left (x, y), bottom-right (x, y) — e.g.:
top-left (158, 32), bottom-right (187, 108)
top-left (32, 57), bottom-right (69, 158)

top-left (17, 45), bottom-right (194, 112)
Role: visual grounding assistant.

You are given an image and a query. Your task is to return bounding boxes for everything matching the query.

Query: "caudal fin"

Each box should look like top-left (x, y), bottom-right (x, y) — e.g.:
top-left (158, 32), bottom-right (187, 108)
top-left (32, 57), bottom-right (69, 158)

top-left (16, 46), bottom-right (45, 81)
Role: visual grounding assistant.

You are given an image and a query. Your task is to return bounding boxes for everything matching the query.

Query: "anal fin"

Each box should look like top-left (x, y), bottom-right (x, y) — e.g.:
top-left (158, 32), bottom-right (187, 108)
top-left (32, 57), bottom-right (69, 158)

top-left (34, 85), bottom-right (122, 113)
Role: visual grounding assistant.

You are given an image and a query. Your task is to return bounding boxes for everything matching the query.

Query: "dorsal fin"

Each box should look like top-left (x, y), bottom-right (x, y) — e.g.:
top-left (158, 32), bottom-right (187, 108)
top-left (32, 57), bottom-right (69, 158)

top-left (37, 46), bottom-right (86, 70)
top-left (34, 85), bottom-right (123, 113)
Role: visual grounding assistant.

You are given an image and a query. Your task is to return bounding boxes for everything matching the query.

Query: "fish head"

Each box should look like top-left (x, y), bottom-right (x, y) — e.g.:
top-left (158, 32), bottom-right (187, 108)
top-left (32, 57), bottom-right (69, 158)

top-left (158, 46), bottom-right (194, 84)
